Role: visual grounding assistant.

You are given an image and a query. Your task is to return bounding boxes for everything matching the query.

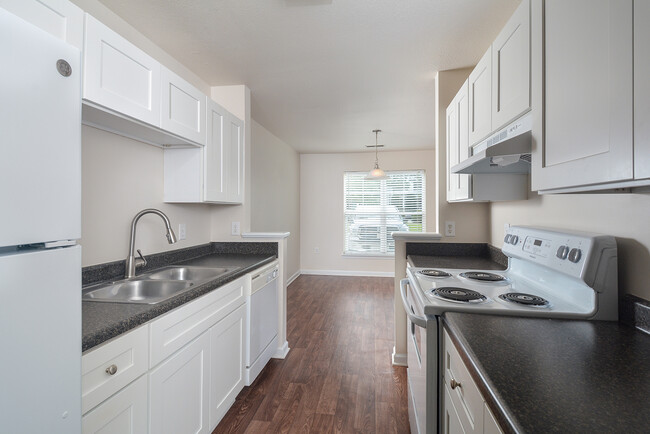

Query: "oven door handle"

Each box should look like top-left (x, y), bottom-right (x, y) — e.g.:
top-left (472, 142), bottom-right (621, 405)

top-left (400, 278), bottom-right (427, 328)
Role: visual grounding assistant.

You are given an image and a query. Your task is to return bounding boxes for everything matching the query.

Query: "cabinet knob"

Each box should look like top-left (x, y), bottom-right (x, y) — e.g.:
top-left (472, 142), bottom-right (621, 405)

top-left (450, 379), bottom-right (461, 390)
top-left (105, 364), bottom-right (118, 375)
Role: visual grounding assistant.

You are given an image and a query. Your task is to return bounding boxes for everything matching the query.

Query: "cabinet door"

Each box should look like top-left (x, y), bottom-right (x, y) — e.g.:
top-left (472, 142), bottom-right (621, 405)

top-left (83, 14), bottom-right (161, 127)
top-left (447, 81), bottom-right (471, 202)
top-left (161, 67), bottom-right (206, 146)
top-left (0, 0), bottom-right (83, 49)
top-left (225, 114), bottom-right (245, 203)
top-left (491, 0), bottom-right (530, 130)
top-left (209, 304), bottom-right (246, 429)
top-left (483, 403), bottom-right (504, 434)
top-left (149, 333), bottom-right (210, 434)
top-left (531, 0), bottom-right (633, 191)
top-left (469, 47), bottom-right (492, 145)
top-left (443, 384), bottom-right (466, 434)
top-left (635, 0), bottom-right (650, 179)
top-left (204, 99), bottom-right (229, 202)
top-left (82, 375), bottom-right (148, 434)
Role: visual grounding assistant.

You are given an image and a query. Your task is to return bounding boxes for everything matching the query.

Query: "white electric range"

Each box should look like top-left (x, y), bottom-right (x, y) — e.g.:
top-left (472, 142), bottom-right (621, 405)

top-left (400, 226), bottom-right (618, 434)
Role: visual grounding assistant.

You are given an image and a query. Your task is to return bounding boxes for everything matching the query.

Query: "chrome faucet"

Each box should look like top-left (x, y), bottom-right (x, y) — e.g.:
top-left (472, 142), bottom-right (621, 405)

top-left (125, 208), bottom-right (177, 278)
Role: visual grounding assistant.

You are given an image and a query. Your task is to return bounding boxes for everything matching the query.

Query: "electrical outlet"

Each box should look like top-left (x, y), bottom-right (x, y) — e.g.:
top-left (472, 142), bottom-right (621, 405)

top-left (445, 221), bottom-right (456, 237)
top-left (231, 221), bottom-right (241, 236)
top-left (178, 223), bottom-right (186, 240)
top-left (314, 247), bottom-right (320, 254)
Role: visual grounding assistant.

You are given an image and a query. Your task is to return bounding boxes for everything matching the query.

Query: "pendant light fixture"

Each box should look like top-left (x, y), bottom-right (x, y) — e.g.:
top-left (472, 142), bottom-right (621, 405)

top-left (366, 129), bottom-right (388, 180)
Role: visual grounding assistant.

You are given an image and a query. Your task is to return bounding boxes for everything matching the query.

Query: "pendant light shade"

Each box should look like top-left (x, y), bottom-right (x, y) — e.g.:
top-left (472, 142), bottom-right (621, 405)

top-left (366, 129), bottom-right (388, 180)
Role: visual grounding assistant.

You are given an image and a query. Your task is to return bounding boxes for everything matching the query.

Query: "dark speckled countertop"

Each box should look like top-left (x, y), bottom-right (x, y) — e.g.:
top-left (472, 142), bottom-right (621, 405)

top-left (82, 253), bottom-right (275, 352)
top-left (443, 313), bottom-right (650, 433)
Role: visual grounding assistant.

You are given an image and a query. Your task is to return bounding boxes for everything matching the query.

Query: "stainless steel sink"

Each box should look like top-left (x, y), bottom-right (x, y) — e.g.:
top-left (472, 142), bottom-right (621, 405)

top-left (82, 265), bottom-right (240, 304)
top-left (82, 280), bottom-right (193, 304)
top-left (143, 266), bottom-right (238, 282)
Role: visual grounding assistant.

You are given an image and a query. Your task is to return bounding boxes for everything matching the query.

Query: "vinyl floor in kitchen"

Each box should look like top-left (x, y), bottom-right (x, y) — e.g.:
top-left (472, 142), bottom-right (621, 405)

top-left (215, 275), bottom-right (410, 433)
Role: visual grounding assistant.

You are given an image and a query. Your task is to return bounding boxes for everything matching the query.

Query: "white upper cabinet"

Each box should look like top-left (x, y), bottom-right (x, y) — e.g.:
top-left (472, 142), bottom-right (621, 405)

top-left (531, 0), bottom-right (634, 192)
top-left (204, 100), bottom-right (228, 202)
top-left (0, 0), bottom-right (83, 49)
top-left (469, 47), bottom-right (492, 145)
top-left (635, 0), bottom-right (650, 180)
top-left (224, 114), bottom-right (245, 203)
top-left (83, 13), bottom-right (161, 127)
top-left (161, 67), bottom-right (206, 146)
top-left (447, 80), bottom-right (471, 202)
top-left (491, 0), bottom-right (530, 131)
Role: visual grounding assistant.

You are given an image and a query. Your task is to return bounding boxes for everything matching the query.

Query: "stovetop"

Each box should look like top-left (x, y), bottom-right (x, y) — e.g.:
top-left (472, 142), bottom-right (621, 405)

top-left (407, 265), bottom-right (597, 318)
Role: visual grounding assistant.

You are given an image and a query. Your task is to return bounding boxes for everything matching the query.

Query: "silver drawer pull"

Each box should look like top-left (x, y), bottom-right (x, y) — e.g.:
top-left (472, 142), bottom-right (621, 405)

top-left (450, 379), bottom-right (461, 390)
top-left (105, 364), bottom-right (118, 375)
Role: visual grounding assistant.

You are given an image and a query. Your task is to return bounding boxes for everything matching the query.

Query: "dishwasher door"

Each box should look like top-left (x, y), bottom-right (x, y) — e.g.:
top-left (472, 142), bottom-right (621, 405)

top-left (246, 261), bottom-right (279, 384)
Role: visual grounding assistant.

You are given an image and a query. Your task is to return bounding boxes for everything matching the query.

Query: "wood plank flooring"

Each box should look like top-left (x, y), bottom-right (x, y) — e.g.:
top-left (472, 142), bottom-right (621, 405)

top-left (214, 275), bottom-right (410, 434)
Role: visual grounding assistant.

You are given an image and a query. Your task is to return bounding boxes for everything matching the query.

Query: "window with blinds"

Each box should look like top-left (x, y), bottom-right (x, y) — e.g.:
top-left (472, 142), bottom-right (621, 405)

top-left (343, 170), bottom-right (425, 255)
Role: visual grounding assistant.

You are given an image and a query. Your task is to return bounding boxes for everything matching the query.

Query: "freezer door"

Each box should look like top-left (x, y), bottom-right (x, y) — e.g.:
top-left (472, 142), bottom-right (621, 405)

top-left (0, 245), bottom-right (81, 433)
top-left (0, 8), bottom-right (81, 247)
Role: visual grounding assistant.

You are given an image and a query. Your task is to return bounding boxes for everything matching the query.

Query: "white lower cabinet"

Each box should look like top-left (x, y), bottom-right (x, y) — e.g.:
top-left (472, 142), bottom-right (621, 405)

top-left (82, 275), bottom-right (252, 434)
top-left (442, 328), bottom-right (503, 434)
top-left (82, 375), bottom-right (148, 434)
top-left (149, 332), bottom-right (211, 434)
top-left (209, 304), bottom-right (246, 428)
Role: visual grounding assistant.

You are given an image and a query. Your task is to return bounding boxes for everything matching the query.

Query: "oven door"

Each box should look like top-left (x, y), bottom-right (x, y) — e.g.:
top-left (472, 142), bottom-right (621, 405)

top-left (400, 278), bottom-right (438, 434)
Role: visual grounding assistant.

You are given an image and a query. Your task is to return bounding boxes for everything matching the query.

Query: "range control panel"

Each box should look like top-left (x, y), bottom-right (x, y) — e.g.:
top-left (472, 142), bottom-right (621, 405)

top-left (501, 226), bottom-right (605, 279)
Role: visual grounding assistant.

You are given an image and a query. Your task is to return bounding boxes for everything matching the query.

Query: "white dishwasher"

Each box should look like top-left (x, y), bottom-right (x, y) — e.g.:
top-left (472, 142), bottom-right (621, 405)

top-left (245, 260), bottom-right (279, 385)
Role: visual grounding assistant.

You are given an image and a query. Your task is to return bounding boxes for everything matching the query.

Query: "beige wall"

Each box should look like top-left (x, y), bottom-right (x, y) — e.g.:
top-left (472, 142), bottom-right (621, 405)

top-left (250, 121), bottom-right (300, 279)
top-left (300, 150), bottom-right (436, 275)
top-left (435, 69), bottom-right (491, 243)
top-left (81, 126), bottom-right (213, 266)
top-left (490, 191), bottom-right (650, 300)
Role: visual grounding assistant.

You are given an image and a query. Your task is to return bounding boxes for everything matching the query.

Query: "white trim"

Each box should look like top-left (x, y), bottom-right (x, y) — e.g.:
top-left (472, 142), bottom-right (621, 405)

top-left (392, 231), bottom-right (443, 241)
top-left (286, 270), bottom-right (300, 286)
top-left (300, 269), bottom-right (394, 277)
top-left (392, 347), bottom-right (407, 366)
top-left (341, 253), bottom-right (394, 259)
top-left (272, 341), bottom-right (290, 359)
top-left (241, 232), bottom-right (290, 239)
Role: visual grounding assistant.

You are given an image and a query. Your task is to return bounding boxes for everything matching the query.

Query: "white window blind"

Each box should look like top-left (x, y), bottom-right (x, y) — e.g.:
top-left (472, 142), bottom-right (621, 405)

top-left (344, 170), bottom-right (425, 255)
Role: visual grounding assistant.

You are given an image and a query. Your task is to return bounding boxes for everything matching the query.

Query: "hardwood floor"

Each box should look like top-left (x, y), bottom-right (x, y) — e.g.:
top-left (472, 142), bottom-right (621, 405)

top-left (214, 275), bottom-right (410, 434)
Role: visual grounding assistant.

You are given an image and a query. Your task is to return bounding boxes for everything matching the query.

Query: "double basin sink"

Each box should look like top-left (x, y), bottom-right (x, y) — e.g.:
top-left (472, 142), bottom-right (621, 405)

top-left (82, 266), bottom-right (239, 305)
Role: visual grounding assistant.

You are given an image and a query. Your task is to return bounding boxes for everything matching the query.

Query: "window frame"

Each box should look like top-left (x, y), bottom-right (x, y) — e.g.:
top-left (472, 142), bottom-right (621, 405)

top-left (342, 170), bottom-right (426, 257)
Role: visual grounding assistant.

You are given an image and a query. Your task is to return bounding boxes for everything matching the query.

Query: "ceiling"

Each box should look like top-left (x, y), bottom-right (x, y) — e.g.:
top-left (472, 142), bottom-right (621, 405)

top-left (97, 0), bottom-right (519, 153)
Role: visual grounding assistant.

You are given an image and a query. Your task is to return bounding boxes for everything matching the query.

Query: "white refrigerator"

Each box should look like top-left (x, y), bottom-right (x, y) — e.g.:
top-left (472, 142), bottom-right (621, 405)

top-left (0, 7), bottom-right (82, 433)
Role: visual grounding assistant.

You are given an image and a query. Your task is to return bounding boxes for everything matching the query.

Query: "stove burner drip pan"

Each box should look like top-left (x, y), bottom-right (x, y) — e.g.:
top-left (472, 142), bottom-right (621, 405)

top-left (499, 292), bottom-right (549, 307)
top-left (460, 271), bottom-right (506, 282)
top-left (418, 269), bottom-right (451, 278)
top-left (433, 287), bottom-right (487, 303)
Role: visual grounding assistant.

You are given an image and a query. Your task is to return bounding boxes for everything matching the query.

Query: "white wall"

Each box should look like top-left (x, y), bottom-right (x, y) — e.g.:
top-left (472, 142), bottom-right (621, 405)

top-left (300, 150), bottom-right (436, 275)
top-left (81, 126), bottom-right (213, 266)
top-left (250, 121), bottom-right (300, 279)
top-left (491, 191), bottom-right (650, 300)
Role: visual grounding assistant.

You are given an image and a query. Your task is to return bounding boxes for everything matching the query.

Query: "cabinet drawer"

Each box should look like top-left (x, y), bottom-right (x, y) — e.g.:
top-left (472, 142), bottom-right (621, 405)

top-left (150, 276), bottom-right (247, 367)
top-left (82, 374), bottom-right (148, 434)
top-left (82, 325), bottom-right (149, 414)
top-left (443, 330), bottom-right (483, 433)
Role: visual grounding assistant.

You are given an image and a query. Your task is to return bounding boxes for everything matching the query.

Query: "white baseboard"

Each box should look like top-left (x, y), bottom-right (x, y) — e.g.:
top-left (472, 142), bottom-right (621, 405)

top-left (273, 340), bottom-right (290, 359)
top-left (286, 270), bottom-right (300, 286)
top-left (392, 347), bottom-right (407, 366)
top-left (300, 269), bottom-right (394, 277)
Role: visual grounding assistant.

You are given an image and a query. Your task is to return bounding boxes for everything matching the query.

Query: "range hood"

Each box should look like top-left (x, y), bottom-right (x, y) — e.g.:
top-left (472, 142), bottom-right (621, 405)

top-left (451, 113), bottom-right (532, 174)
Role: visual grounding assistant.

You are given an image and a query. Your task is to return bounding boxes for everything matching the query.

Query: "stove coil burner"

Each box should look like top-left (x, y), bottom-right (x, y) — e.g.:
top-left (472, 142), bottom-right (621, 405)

top-left (460, 271), bottom-right (507, 282)
top-left (499, 292), bottom-right (549, 307)
top-left (418, 269), bottom-right (451, 278)
top-left (433, 287), bottom-right (487, 303)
